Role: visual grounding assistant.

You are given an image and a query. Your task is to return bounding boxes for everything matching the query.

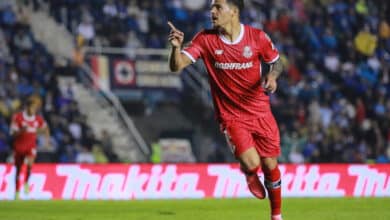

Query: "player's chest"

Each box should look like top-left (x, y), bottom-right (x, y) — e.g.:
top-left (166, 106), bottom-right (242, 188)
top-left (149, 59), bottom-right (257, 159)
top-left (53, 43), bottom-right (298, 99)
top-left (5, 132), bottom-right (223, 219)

top-left (205, 41), bottom-right (258, 63)
top-left (21, 119), bottom-right (40, 132)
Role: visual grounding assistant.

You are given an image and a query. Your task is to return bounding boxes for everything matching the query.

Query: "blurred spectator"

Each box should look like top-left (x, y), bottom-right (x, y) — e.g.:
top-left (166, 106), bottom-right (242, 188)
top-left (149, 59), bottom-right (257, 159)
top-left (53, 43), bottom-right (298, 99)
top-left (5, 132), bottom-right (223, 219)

top-left (379, 17), bottom-right (390, 39)
top-left (324, 51), bottom-right (340, 73)
top-left (1, 4), bottom-right (17, 27)
top-left (103, 0), bottom-right (118, 18)
top-left (0, 131), bottom-right (9, 162)
top-left (354, 25), bottom-right (378, 56)
top-left (75, 146), bottom-right (95, 163)
top-left (0, 29), bottom-right (10, 61)
top-left (0, 2), bottom-right (114, 163)
top-left (13, 29), bottom-right (33, 52)
top-left (92, 145), bottom-right (108, 163)
top-left (68, 118), bottom-right (82, 141)
top-left (72, 45), bottom-right (85, 67)
top-left (59, 135), bottom-right (76, 163)
top-left (289, 146), bottom-right (305, 164)
top-left (322, 28), bottom-right (338, 50)
top-left (125, 31), bottom-right (142, 58)
top-left (100, 129), bottom-right (118, 162)
top-left (376, 152), bottom-right (390, 163)
top-left (77, 18), bottom-right (95, 46)
top-left (150, 142), bottom-right (161, 163)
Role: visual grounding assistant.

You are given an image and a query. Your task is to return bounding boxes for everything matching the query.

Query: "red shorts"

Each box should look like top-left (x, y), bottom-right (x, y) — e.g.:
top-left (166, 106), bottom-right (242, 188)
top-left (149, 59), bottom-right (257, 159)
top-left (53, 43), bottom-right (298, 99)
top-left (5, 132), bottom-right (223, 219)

top-left (14, 148), bottom-right (37, 166)
top-left (222, 111), bottom-right (280, 158)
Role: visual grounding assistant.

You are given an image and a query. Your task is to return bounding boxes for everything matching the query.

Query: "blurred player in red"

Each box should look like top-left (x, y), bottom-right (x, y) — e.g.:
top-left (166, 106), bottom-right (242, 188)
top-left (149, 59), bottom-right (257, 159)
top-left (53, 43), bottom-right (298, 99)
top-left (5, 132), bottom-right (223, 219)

top-left (168, 0), bottom-right (284, 219)
top-left (10, 96), bottom-right (50, 199)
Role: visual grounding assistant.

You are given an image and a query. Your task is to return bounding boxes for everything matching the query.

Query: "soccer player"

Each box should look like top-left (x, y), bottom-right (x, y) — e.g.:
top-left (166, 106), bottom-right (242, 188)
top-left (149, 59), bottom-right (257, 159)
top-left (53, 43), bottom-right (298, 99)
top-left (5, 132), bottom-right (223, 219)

top-left (168, 0), bottom-right (283, 219)
top-left (10, 96), bottom-right (50, 199)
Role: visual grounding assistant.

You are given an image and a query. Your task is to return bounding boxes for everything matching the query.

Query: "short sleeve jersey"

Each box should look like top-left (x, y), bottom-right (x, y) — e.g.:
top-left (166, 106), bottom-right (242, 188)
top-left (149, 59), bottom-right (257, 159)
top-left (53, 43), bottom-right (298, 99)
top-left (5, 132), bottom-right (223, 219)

top-left (182, 24), bottom-right (279, 122)
top-left (10, 111), bottom-right (46, 151)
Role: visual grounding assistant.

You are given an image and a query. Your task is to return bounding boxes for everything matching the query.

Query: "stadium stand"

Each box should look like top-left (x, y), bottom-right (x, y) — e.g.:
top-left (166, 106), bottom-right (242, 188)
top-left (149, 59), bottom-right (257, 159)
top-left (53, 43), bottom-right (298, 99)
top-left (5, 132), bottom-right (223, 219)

top-left (0, 2), bottom-right (112, 163)
top-left (4, 0), bottom-right (390, 163)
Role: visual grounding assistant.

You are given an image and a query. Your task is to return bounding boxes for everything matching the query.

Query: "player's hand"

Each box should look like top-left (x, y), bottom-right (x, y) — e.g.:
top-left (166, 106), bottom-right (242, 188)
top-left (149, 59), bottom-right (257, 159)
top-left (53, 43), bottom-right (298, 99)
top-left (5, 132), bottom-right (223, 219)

top-left (167, 21), bottom-right (184, 48)
top-left (263, 74), bottom-right (278, 93)
top-left (20, 125), bottom-right (28, 132)
top-left (45, 138), bottom-right (51, 149)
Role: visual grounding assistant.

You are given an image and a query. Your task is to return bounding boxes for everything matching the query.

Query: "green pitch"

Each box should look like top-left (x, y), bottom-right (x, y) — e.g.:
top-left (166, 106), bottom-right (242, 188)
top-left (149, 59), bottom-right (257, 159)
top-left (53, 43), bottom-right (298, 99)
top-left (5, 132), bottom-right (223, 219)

top-left (0, 198), bottom-right (389, 220)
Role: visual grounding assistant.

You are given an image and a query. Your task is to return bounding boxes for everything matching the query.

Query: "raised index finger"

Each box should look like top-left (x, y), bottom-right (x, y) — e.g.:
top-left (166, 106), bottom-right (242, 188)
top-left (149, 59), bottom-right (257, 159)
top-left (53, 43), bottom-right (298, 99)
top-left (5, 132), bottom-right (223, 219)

top-left (167, 21), bottom-right (177, 31)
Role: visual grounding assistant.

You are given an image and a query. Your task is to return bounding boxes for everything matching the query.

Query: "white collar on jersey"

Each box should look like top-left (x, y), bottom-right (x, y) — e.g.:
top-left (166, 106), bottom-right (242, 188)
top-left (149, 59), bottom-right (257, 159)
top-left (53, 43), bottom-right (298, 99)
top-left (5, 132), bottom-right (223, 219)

top-left (23, 111), bottom-right (36, 121)
top-left (218, 23), bottom-right (245, 45)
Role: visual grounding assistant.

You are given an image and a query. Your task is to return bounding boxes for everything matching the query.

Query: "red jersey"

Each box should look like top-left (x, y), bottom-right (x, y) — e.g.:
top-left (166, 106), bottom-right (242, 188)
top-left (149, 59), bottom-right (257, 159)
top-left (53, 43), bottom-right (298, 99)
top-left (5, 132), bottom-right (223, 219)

top-left (10, 111), bottom-right (46, 151)
top-left (182, 24), bottom-right (279, 122)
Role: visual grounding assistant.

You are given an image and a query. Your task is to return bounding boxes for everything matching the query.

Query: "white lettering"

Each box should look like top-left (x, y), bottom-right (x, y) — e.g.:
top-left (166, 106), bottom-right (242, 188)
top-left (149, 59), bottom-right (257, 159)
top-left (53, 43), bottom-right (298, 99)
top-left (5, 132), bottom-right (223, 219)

top-left (122, 166), bottom-right (149, 199)
top-left (281, 165), bottom-right (345, 197)
top-left (24, 174), bottom-right (52, 200)
top-left (214, 62), bottom-right (253, 70)
top-left (0, 165), bottom-right (14, 200)
top-left (174, 173), bottom-right (204, 198)
top-left (57, 165), bottom-right (204, 200)
top-left (208, 165), bottom-right (251, 198)
top-left (144, 165), bottom-right (163, 199)
top-left (57, 165), bottom-right (100, 199)
top-left (1, 164), bottom-right (389, 200)
top-left (159, 166), bottom-right (177, 195)
top-left (0, 166), bottom-right (52, 200)
top-left (100, 174), bottom-right (125, 199)
top-left (317, 173), bottom-right (345, 197)
top-left (349, 165), bottom-right (390, 197)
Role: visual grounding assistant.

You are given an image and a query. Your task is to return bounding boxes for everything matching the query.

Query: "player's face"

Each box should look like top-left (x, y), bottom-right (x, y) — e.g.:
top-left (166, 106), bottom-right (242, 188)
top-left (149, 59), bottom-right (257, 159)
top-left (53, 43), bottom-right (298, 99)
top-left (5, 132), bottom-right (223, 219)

top-left (29, 101), bottom-right (41, 114)
top-left (210, 0), bottom-right (235, 28)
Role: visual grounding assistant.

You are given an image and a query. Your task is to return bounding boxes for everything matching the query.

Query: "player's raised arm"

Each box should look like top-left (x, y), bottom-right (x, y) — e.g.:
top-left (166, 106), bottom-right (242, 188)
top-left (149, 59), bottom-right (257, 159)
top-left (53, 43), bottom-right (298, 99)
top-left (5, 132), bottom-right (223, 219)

top-left (167, 21), bottom-right (192, 72)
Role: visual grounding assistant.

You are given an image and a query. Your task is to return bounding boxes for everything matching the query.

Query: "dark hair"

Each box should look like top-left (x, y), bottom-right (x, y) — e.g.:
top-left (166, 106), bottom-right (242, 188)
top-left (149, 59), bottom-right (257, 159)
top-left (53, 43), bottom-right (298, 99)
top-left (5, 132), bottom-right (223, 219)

top-left (226, 0), bottom-right (244, 13)
top-left (26, 97), bottom-right (34, 106)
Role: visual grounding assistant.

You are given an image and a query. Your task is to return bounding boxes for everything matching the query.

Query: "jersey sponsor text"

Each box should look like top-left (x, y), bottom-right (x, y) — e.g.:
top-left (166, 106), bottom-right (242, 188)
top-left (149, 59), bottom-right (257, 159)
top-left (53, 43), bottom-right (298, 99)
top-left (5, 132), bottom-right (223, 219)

top-left (214, 61), bottom-right (253, 70)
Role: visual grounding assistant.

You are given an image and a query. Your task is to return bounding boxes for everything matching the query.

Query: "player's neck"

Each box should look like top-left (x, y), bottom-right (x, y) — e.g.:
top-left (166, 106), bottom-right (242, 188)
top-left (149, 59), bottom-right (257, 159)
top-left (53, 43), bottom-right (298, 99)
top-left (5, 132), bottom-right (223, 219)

top-left (220, 21), bottom-right (241, 43)
top-left (25, 109), bottom-right (35, 116)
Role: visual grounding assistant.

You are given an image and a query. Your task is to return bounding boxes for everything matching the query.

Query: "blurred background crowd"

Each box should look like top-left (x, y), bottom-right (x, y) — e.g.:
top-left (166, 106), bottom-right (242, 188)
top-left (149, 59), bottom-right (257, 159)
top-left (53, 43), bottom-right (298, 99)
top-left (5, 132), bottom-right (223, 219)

top-left (0, 1), bottom-right (117, 163)
top-left (0, 0), bottom-right (389, 164)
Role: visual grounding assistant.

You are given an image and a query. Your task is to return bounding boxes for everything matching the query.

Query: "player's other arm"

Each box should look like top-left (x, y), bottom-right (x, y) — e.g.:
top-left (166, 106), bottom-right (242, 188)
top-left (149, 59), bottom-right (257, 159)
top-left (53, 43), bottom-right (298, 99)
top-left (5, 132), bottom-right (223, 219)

top-left (39, 126), bottom-right (50, 140)
top-left (9, 115), bottom-right (25, 138)
top-left (38, 120), bottom-right (51, 148)
top-left (268, 59), bottom-right (283, 79)
top-left (167, 21), bottom-right (192, 72)
top-left (43, 126), bottom-right (51, 148)
top-left (260, 31), bottom-right (284, 93)
top-left (264, 59), bottom-right (283, 93)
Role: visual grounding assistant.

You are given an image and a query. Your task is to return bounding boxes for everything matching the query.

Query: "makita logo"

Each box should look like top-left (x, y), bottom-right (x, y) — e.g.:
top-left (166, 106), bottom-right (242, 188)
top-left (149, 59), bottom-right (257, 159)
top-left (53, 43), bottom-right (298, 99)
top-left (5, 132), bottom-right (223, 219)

top-left (215, 61), bottom-right (253, 70)
top-left (1, 164), bottom-right (390, 200)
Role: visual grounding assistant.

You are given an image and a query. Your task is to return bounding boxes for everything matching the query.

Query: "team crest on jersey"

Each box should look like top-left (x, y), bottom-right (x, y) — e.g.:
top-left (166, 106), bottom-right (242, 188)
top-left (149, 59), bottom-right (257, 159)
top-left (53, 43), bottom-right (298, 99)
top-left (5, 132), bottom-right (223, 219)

top-left (243, 46), bottom-right (253, 58)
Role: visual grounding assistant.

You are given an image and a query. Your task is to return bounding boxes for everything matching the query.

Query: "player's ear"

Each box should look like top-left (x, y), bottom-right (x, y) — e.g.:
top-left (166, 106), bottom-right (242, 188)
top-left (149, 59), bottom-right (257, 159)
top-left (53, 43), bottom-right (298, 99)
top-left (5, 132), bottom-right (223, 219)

top-left (231, 5), bottom-right (239, 17)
